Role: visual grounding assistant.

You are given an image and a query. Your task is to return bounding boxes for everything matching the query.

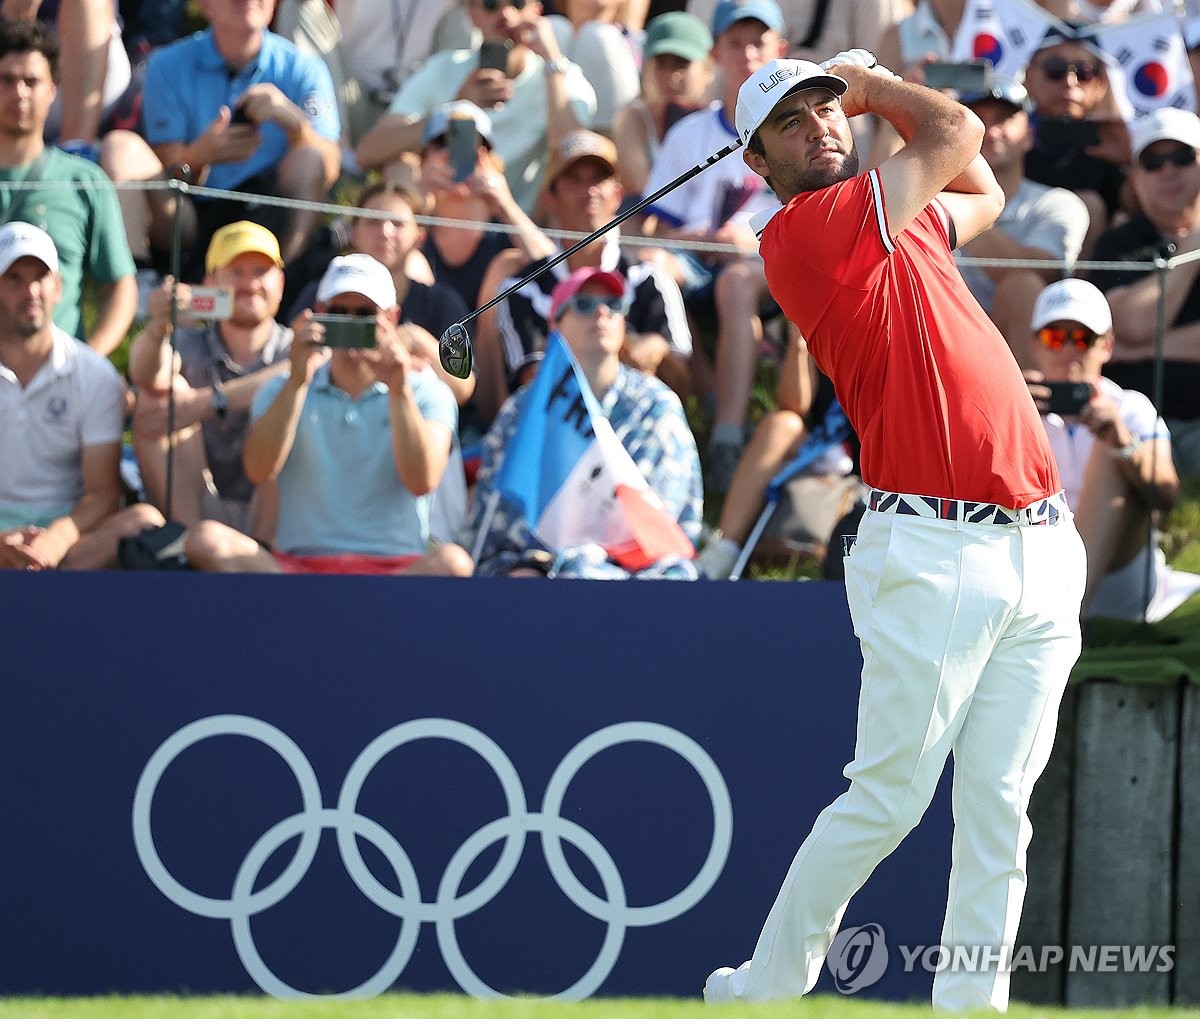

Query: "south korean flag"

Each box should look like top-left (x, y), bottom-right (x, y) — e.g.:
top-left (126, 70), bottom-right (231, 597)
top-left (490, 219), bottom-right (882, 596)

top-left (1093, 11), bottom-right (1196, 119)
top-left (951, 0), bottom-right (1066, 79)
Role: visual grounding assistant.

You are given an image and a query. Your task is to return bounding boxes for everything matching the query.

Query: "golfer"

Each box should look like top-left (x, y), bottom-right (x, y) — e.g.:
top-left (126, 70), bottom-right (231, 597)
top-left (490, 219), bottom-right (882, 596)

top-left (703, 55), bottom-right (1086, 1011)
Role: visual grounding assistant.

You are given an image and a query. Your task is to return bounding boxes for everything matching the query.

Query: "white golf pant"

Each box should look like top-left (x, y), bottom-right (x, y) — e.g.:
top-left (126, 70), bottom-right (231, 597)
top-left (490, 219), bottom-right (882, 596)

top-left (733, 505), bottom-right (1085, 1010)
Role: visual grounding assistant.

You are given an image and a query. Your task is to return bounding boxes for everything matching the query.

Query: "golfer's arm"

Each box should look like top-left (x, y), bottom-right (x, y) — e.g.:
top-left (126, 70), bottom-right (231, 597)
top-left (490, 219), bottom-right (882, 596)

top-left (936, 155), bottom-right (1006, 246)
top-left (864, 74), bottom-right (988, 238)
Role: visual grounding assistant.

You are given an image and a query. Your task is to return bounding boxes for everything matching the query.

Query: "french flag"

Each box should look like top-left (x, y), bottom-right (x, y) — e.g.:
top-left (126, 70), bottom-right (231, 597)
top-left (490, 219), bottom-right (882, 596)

top-left (490, 333), bottom-right (694, 571)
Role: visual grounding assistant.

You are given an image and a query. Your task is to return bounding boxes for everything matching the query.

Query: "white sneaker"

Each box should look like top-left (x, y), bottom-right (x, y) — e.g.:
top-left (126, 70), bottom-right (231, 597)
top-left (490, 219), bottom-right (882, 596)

top-left (696, 533), bottom-right (741, 580)
top-left (703, 961), bottom-right (751, 1003)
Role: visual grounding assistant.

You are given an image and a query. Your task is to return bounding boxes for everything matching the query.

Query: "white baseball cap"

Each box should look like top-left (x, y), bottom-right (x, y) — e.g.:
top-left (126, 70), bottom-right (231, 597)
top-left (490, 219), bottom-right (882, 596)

top-left (1031, 278), bottom-right (1112, 335)
top-left (0, 221), bottom-right (59, 276)
top-left (735, 58), bottom-right (847, 145)
top-left (1130, 107), bottom-right (1200, 159)
top-left (316, 254), bottom-right (397, 310)
top-left (421, 100), bottom-right (494, 148)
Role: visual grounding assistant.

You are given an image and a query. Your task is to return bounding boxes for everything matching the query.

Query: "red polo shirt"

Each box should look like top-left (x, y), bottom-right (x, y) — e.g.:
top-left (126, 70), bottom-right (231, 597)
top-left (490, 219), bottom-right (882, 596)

top-left (758, 169), bottom-right (1059, 509)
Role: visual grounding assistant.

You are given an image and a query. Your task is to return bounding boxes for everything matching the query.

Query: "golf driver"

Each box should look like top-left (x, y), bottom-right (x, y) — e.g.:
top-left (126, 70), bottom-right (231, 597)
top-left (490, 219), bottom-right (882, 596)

top-left (438, 137), bottom-right (744, 378)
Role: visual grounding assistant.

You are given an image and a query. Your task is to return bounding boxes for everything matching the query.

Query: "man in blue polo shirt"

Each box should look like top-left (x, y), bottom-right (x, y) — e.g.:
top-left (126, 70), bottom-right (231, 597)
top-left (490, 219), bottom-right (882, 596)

top-left (101, 0), bottom-right (341, 279)
top-left (184, 253), bottom-right (473, 576)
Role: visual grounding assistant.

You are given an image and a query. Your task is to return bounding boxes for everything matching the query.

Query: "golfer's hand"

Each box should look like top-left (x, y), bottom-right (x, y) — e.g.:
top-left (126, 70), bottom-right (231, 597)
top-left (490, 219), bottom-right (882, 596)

top-left (827, 62), bottom-right (901, 119)
top-left (821, 49), bottom-right (879, 72)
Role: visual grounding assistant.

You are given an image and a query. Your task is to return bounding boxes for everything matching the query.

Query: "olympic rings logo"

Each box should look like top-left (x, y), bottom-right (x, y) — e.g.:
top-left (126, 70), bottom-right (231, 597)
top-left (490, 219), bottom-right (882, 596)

top-left (132, 715), bottom-right (733, 1001)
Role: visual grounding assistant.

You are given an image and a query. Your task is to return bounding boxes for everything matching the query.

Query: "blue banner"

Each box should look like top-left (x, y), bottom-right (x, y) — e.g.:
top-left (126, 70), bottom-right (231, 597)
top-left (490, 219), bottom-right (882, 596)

top-left (1, 574), bottom-right (951, 1001)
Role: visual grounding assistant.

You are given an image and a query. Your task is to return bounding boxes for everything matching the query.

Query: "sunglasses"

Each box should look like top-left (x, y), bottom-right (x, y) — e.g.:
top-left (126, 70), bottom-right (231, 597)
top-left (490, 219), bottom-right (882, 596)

top-left (325, 305), bottom-right (376, 317)
top-left (1037, 325), bottom-right (1101, 351)
top-left (1037, 57), bottom-right (1102, 83)
top-left (560, 293), bottom-right (628, 316)
top-left (477, 0), bottom-right (527, 10)
top-left (1139, 145), bottom-right (1198, 172)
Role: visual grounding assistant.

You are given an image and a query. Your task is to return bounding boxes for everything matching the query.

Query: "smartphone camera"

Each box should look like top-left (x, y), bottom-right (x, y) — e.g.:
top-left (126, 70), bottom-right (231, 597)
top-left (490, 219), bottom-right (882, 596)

top-left (313, 313), bottom-right (377, 349)
top-left (924, 60), bottom-right (993, 93)
top-left (1037, 117), bottom-right (1101, 151)
top-left (478, 39), bottom-right (513, 75)
top-left (447, 117), bottom-right (479, 184)
top-left (1045, 381), bottom-right (1092, 416)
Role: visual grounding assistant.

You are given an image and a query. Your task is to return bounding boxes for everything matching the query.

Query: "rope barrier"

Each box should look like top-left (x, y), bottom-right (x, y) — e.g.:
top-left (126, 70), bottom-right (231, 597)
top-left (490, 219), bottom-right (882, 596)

top-left (10, 175), bottom-right (1193, 268)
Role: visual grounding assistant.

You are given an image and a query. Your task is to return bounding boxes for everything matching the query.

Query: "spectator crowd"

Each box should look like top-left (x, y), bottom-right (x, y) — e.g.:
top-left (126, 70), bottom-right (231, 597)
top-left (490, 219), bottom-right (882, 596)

top-left (4, 0), bottom-right (1200, 620)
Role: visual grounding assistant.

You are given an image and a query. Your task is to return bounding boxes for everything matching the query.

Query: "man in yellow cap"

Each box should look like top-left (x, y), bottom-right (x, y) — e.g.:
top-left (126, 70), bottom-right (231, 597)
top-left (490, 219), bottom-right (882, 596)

top-left (127, 221), bottom-right (294, 541)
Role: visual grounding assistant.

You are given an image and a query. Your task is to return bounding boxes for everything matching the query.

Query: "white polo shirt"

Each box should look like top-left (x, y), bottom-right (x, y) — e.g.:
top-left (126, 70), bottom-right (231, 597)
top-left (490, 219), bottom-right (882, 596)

top-left (0, 326), bottom-right (125, 528)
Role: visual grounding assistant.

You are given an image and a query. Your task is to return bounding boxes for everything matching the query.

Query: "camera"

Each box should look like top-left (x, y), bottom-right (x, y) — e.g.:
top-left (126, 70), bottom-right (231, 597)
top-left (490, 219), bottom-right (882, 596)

top-left (230, 101), bottom-right (253, 125)
top-left (312, 313), bottom-right (377, 349)
top-left (924, 60), bottom-right (993, 92)
top-left (181, 286), bottom-right (233, 321)
top-left (1045, 381), bottom-right (1092, 416)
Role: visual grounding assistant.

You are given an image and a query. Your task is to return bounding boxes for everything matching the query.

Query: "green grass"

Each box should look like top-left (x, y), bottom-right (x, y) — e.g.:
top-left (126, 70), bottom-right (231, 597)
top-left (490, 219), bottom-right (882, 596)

top-left (2, 997), bottom-right (1198, 1019)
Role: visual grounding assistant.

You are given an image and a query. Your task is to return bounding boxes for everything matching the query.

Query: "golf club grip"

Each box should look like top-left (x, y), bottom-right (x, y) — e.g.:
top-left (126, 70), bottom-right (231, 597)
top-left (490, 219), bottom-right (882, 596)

top-left (462, 138), bottom-right (745, 327)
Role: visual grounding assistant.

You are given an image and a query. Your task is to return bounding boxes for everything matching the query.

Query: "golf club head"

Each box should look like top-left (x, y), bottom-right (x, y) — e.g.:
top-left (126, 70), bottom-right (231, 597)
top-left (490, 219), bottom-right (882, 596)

top-left (439, 322), bottom-right (472, 379)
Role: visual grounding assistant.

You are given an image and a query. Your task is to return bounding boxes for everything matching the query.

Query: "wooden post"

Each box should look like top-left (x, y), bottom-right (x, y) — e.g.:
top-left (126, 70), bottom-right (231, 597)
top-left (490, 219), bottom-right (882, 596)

top-left (1065, 680), bottom-right (1177, 1007)
top-left (1176, 683), bottom-right (1200, 1004)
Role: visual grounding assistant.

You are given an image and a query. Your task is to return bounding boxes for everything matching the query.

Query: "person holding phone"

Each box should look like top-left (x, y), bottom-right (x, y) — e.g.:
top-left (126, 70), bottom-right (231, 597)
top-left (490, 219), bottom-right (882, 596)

top-left (415, 101), bottom-right (555, 325)
top-left (184, 254), bottom-right (474, 576)
top-left (128, 222), bottom-right (294, 542)
top-left (953, 77), bottom-right (1090, 367)
top-left (355, 0), bottom-right (598, 213)
top-left (1022, 29), bottom-right (1130, 258)
top-left (1024, 278), bottom-right (1190, 621)
top-left (99, 0), bottom-right (342, 280)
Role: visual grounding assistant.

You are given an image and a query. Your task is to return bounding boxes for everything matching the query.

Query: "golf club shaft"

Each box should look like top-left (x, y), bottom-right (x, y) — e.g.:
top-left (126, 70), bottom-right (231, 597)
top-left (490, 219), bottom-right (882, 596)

top-left (456, 138), bottom-right (745, 329)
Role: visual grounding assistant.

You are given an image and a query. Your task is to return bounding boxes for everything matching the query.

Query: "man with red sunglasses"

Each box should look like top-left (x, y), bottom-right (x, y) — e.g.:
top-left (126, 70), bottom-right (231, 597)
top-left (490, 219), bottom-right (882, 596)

top-left (1025, 278), bottom-right (1195, 621)
top-left (1090, 107), bottom-right (1200, 477)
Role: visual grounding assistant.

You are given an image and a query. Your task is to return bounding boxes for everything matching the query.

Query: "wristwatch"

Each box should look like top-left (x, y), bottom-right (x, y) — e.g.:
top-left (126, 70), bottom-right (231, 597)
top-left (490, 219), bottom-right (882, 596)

top-left (1115, 438), bottom-right (1142, 461)
top-left (210, 381), bottom-right (229, 420)
top-left (543, 56), bottom-right (571, 76)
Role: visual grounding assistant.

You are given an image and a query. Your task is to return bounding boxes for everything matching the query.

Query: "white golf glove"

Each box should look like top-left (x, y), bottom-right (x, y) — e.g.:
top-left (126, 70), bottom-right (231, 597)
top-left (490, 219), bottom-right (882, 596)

top-left (821, 48), bottom-right (901, 80)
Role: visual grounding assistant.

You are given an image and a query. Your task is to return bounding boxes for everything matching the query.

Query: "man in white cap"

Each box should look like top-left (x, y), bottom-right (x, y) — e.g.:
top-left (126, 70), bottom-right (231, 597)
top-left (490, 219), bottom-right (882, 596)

top-left (1026, 277), bottom-right (1196, 621)
top-left (704, 51), bottom-right (1085, 1010)
top-left (185, 253), bottom-right (472, 576)
top-left (1090, 107), bottom-right (1200, 476)
top-left (0, 222), bottom-right (163, 569)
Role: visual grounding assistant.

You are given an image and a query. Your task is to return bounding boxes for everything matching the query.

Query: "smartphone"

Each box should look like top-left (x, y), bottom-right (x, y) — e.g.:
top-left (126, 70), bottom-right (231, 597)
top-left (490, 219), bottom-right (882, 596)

top-left (181, 286), bottom-right (233, 321)
top-left (478, 39), bottom-right (513, 76)
top-left (1038, 116), bottom-right (1101, 150)
top-left (924, 60), bottom-right (993, 92)
top-left (1045, 381), bottom-right (1093, 415)
top-left (447, 116), bottom-right (478, 183)
top-left (229, 101), bottom-right (252, 125)
top-left (312, 313), bottom-right (377, 349)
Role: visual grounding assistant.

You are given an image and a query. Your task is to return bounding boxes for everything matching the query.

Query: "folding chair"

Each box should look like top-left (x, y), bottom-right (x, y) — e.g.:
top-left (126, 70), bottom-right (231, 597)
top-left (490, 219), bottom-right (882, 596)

top-left (729, 401), bottom-right (853, 580)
